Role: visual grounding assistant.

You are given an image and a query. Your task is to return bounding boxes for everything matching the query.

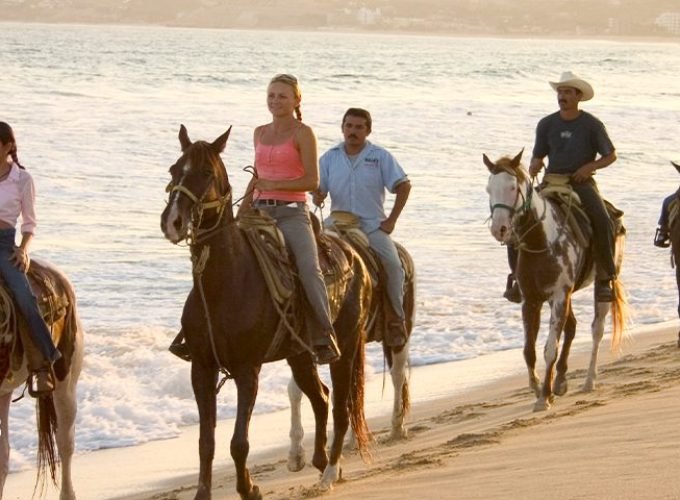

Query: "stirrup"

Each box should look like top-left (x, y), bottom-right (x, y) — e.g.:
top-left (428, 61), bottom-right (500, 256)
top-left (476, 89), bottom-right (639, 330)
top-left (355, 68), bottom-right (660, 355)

top-left (314, 332), bottom-right (341, 365)
top-left (654, 227), bottom-right (670, 248)
top-left (169, 341), bottom-right (192, 362)
top-left (503, 274), bottom-right (522, 303)
top-left (27, 366), bottom-right (55, 398)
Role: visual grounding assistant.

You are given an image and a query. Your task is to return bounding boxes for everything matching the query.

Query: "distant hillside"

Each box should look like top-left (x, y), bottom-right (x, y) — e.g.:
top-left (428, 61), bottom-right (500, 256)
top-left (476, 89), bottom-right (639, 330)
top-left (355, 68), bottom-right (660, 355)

top-left (2, 0), bottom-right (680, 38)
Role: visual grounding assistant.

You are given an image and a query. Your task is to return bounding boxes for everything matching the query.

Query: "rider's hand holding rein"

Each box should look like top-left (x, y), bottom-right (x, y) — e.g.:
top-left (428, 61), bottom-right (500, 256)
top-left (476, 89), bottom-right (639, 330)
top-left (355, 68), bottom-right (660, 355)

top-left (529, 157), bottom-right (544, 178)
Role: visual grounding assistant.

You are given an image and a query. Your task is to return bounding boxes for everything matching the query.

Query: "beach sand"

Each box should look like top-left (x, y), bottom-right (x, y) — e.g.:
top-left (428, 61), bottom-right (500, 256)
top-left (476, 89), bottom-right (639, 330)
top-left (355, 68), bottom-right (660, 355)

top-left (5, 321), bottom-right (680, 500)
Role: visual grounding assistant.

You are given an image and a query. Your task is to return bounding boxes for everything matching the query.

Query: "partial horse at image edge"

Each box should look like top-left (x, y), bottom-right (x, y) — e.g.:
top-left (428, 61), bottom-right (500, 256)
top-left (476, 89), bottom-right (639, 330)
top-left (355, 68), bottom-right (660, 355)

top-left (0, 260), bottom-right (84, 500)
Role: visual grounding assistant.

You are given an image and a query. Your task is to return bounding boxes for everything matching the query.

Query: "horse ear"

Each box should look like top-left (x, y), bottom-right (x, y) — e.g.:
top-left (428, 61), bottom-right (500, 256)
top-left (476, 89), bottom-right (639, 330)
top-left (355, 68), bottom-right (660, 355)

top-left (179, 124), bottom-right (192, 151)
top-left (483, 154), bottom-right (496, 172)
top-left (211, 126), bottom-right (232, 154)
top-left (672, 161), bottom-right (680, 174)
top-left (510, 148), bottom-right (525, 168)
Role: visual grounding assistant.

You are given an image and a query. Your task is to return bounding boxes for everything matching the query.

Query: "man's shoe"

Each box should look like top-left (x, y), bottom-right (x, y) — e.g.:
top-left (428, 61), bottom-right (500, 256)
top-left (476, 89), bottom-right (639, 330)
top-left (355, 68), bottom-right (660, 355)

top-left (503, 274), bottom-right (522, 303)
top-left (595, 279), bottom-right (613, 302)
top-left (654, 227), bottom-right (671, 248)
top-left (386, 320), bottom-right (408, 347)
top-left (169, 341), bottom-right (192, 362)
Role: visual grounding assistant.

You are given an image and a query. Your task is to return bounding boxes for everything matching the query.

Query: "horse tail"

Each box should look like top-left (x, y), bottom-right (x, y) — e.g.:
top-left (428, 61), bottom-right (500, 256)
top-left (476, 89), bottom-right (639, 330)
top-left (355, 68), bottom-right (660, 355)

top-left (33, 394), bottom-right (58, 497)
top-left (348, 330), bottom-right (372, 463)
top-left (610, 279), bottom-right (629, 352)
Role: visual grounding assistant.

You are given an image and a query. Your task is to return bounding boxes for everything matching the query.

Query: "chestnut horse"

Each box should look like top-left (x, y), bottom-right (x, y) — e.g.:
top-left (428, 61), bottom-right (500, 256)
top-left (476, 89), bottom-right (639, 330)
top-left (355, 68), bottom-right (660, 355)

top-left (0, 261), bottom-right (84, 500)
top-left (485, 150), bottom-right (628, 411)
top-left (160, 125), bottom-right (371, 500)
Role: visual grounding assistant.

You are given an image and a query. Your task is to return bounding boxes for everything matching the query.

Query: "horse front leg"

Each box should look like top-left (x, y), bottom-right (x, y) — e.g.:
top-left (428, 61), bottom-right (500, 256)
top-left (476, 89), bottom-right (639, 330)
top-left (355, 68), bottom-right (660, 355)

top-left (583, 301), bottom-right (609, 392)
top-left (536, 298), bottom-right (569, 412)
top-left (286, 377), bottom-right (306, 472)
top-left (389, 345), bottom-right (409, 440)
top-left (287, 354), bottom-right (329, 474)
top-left (191, 361), bottom-right (218, 500)
top-left (554, 305), bottom-right (576, 397)
top-left (231, 366), bottom-right (262, 500)
top-left (0, 393), bottom-right (10, 497)
top-left (521, 300), bottom-right (542, 398)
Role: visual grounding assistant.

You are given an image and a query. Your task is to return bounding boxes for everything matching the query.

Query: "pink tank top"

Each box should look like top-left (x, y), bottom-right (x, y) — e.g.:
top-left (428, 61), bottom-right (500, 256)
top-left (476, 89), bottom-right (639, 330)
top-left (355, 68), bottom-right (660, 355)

top-left (254, 134), bottom-right (307, 202)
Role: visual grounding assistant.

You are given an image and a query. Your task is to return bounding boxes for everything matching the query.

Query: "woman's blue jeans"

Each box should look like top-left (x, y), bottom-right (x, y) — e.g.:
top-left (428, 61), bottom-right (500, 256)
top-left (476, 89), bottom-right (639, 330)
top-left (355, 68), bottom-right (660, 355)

top-left (0, 228), bottom-right (60, 364)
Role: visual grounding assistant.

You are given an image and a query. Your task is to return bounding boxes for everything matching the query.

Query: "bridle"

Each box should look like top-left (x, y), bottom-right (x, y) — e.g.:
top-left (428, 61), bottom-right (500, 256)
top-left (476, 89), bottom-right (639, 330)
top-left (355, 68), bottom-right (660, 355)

top-left (166, 167), bottom-right (232, 245)
top-left (489, 167), bottom-right (533, 220)
top-left (489, 167), bottom-right (547, 253)
top-left (165, 159), bottom-right (235, 388)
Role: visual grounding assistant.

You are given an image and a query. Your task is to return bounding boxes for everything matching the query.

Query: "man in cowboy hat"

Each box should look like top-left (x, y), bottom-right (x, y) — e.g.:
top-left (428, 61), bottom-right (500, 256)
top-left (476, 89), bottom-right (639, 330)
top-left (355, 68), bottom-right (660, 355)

top-left (653, 161), bottom-right (680, 248)
top-left (504, 71), bottom-right (618, 302)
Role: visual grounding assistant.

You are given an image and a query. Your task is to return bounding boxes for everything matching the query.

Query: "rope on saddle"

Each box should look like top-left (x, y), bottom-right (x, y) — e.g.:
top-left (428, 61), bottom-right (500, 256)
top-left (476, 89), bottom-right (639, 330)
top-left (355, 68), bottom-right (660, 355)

top-left (539, 174), bottom-right (590, 248)
top-left (327, 211), bottom-right (381, 278)
top-left (0, 286), bottom-right (15, 347)
top-left (237, 209), bottom-right (314, 360)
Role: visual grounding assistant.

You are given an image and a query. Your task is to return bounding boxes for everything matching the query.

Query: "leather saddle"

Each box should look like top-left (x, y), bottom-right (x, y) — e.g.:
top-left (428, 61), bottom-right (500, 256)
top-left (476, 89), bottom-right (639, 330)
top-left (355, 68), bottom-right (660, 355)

top-left (0, 259), bottom-right (72, 383)
top-left (237, 208), bottom-right (353, 360)
top-left (324, 211), bottom-right (414, 343)
top-left (539, 174), bottom-right (625, 286)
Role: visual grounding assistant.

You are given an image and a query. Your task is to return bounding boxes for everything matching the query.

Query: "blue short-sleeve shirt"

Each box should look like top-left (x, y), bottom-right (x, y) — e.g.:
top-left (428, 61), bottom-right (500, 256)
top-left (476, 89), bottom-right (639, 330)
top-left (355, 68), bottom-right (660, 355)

top-left (319, 141), bottom-right (408, 234)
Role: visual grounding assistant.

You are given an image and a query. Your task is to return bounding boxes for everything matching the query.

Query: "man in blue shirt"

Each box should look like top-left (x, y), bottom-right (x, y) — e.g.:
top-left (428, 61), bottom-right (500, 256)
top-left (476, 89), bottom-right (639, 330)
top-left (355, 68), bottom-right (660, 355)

top-left (313, 108), bottom-right (411, 345)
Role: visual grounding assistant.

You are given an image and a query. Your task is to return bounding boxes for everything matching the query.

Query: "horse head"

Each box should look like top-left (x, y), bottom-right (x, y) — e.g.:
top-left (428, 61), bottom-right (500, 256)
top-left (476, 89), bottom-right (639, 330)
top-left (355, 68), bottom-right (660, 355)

top-left (484, 149), bottom-right (530, 244)
top-left (161, 125), bottom-right (232, 244)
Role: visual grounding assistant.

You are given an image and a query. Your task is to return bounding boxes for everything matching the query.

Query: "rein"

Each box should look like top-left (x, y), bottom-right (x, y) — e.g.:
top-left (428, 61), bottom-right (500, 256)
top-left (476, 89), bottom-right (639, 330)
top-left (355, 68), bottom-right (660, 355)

top-left (167, 173), bottom-right (235, 389)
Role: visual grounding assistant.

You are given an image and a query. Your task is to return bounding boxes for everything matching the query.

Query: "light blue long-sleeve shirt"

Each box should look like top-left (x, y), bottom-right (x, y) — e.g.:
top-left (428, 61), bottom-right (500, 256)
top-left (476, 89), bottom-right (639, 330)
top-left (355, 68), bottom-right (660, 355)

top-left (319, 141), bottom-right (408, 234)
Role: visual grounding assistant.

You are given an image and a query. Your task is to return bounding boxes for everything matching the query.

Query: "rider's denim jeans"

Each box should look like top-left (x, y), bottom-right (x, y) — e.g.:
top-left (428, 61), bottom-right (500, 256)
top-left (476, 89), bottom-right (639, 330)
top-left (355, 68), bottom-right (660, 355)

top-left (0, 228), bottom-right (60, 363)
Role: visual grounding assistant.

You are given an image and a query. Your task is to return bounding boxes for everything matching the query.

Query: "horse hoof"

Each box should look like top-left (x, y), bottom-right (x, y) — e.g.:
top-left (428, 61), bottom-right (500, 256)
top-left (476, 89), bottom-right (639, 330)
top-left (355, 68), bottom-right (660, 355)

top-left (554, 379), bottom-right (568, 396)
top-left (533, 399), bottom-right (550, 412)
top-left (390, 427), bottom-right (408, 441)
top-left (582, 381), bottom-right (594, 393)
top-left (287, 453), bottom-right (306, 472)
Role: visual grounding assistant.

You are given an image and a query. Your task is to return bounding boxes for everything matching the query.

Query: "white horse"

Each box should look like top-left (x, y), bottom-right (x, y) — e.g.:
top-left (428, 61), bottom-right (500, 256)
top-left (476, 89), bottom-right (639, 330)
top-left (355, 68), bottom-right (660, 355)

top-left (485, 150), bottom-right (627, 411)
top-left (0, 260), bottom-right (84, 499)
top-left (287, 230), bottom-right (415, 475)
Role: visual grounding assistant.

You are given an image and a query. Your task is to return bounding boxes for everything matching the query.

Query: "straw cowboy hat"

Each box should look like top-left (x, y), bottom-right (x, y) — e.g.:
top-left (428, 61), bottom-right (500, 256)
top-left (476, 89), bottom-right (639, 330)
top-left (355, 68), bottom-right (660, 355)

top-left (549, 71), bottom-right (594, 101)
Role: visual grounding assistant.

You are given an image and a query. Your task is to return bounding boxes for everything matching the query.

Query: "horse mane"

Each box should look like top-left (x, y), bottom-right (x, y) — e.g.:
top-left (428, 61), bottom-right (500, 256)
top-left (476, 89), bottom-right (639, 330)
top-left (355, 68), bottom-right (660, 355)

top-left (187, 140), bottom-right (229, 196)
top-left (493, 155), bottom-right (529, 184)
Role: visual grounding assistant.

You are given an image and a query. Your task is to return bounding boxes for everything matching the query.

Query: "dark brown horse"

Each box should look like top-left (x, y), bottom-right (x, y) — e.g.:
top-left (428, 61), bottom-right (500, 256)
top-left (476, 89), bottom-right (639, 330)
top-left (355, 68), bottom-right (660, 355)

top-left (160, 125), bottom-right (371, 499)
top-left (485, 151), bottom-right (628, 411)
top-left (0, 261), bottom-right (84, 500)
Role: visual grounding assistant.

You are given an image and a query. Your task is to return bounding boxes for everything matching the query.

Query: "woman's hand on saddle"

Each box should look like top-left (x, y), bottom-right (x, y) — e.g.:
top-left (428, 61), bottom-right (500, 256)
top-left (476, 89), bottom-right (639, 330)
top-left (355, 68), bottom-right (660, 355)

top-left (572, 163), bottom-right (596, 184)
top-left (11, 246), bottom-right (29, 273)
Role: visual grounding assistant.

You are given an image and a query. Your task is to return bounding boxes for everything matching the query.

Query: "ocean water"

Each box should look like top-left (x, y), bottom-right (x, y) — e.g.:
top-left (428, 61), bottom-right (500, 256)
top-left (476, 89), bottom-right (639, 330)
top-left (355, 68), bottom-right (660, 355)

top-left (1, 22), bottom-right (680, 470)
